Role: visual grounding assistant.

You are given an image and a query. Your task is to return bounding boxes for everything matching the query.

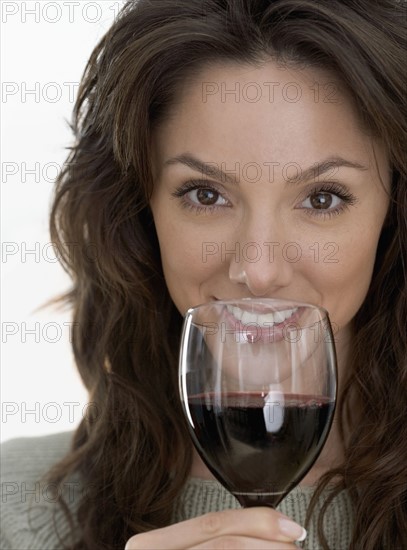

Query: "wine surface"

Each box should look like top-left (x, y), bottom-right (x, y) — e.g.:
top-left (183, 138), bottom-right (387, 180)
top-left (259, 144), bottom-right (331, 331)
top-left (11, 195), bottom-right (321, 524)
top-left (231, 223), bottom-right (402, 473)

top-left (187, 392), bottom-right (335, 507)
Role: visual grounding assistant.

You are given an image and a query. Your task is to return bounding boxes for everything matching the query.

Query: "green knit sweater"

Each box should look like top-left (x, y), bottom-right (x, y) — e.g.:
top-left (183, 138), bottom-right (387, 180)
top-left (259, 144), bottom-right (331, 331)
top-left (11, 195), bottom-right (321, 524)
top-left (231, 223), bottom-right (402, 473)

top-left (0, 432), bottom-right (353, 549)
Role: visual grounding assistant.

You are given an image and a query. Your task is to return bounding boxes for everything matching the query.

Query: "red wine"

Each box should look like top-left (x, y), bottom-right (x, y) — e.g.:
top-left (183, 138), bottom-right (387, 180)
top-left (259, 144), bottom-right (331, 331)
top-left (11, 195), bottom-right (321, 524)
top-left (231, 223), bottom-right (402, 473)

top-left (187, 392), bottom-right (335, 507)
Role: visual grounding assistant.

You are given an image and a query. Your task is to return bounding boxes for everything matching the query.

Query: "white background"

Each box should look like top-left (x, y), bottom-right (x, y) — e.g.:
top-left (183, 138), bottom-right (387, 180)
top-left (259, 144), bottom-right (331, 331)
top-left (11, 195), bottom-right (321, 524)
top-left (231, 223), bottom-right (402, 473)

top-left (1, 1), bottom-right (123, 443)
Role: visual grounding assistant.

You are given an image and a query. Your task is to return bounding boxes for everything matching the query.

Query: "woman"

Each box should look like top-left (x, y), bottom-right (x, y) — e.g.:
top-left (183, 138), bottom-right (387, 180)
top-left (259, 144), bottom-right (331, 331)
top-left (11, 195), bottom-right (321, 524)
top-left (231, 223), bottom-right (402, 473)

top-left (1, 0), bottom-right (406, 548)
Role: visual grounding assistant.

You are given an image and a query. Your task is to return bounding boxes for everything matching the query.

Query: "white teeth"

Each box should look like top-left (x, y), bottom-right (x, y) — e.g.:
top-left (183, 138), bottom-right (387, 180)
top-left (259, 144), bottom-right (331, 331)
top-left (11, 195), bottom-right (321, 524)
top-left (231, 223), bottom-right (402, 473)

top-left (226, 305), bottom-right (297, 326)
top-left (241, 311), bottom-right (258, 324)
top-left (273, 311), bottom-right (285, 324)
top-left (262, 312), bottom-right (276, 324)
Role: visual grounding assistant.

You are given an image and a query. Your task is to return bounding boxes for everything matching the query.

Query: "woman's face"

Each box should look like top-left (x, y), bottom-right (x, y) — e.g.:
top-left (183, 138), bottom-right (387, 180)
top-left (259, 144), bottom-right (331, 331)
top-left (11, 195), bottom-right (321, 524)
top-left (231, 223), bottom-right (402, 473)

top-left (149, 60), bottom-right (390, 356)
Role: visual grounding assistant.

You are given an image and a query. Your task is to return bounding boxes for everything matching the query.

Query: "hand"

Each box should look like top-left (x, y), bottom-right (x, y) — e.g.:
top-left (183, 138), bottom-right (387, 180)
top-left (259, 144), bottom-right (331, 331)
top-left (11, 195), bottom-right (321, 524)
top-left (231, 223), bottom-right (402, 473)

top-left (125, 507), bottom-right (307, 549)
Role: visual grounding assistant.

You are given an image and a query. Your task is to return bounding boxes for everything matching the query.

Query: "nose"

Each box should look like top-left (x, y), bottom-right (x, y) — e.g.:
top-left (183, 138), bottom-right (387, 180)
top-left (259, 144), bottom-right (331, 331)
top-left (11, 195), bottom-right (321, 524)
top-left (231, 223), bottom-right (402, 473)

top-left (228, 223), bottom-right (295, 297)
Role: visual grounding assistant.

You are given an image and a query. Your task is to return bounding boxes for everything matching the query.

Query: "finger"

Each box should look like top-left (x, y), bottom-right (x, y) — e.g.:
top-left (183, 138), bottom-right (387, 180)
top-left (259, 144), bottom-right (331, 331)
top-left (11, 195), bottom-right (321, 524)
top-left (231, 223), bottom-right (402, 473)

top-left (125, 508), bottom-right (307, 549)
top-left (191, 535), bottom-right (298, 550)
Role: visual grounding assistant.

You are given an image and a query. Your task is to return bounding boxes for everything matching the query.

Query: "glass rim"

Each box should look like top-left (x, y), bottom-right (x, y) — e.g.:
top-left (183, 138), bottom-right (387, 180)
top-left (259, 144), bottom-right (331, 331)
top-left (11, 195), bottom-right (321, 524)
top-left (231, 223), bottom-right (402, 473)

top-left (184, 297), bottom-right (329, 319)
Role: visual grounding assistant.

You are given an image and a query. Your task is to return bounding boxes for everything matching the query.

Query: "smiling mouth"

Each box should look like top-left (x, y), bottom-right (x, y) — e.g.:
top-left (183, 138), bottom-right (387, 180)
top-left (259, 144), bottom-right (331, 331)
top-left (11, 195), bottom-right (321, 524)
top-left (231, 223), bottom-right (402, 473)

top-left (225, 304), bottom-right (299, 327)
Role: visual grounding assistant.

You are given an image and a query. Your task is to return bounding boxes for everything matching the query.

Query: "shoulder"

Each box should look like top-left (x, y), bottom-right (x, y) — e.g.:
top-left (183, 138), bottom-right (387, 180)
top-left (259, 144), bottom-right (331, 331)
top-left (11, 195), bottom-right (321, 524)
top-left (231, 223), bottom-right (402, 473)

top-left (1, 431), bottom-right (81, 549)
top-left (1, 430), bottom-right (74, 473)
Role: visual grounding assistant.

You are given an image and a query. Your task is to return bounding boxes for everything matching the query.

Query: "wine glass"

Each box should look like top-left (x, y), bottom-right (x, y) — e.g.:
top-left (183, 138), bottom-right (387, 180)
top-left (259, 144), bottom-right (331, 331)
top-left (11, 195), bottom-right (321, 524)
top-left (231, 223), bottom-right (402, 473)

top-left (179, 298), bottom-right (337, 508)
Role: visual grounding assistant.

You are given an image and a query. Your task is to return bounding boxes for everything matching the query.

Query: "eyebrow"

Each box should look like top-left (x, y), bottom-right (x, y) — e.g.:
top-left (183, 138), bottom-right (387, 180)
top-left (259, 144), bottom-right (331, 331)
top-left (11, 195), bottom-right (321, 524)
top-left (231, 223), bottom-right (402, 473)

top-left (163, 153), bottom-right (368, 185)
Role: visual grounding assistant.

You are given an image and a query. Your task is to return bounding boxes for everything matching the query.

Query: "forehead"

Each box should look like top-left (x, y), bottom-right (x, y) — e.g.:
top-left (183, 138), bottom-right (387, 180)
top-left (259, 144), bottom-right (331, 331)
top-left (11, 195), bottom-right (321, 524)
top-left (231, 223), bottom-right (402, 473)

top-left (166, 59), bottom-right (355, 120)
top-left (152, 60), bottom-right (389, 186)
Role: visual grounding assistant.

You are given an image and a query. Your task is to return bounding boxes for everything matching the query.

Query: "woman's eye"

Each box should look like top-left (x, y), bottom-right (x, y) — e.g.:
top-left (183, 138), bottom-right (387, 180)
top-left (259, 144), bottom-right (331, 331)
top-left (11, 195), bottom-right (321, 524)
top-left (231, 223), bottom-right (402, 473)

top-left (186, 187), bottom-right (228, 207)
top-left (171, 182), bottom-right (231, 212)
top-left (301, 191), bottom-right (342, 210)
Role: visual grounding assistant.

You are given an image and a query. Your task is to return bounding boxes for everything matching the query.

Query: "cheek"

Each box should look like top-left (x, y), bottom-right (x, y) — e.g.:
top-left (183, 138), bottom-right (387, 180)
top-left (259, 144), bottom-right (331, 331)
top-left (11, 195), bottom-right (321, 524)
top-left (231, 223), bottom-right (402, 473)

top-left (156, 224), bottom-right (221, 306)
top-left (159, 228), bottom-right (208, 274)
top-left (308, 228), bottom-right (381, 330)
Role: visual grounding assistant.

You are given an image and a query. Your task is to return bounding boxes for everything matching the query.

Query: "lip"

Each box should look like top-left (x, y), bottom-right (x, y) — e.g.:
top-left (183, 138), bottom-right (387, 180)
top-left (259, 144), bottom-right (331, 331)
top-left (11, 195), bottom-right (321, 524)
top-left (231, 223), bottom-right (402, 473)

top-left (222, 304), bottom-right (303, 343)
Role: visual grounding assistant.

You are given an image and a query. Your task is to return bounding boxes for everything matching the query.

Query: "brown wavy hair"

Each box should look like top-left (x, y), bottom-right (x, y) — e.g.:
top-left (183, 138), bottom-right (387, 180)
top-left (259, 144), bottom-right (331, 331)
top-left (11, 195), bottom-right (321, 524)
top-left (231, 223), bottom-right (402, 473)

top-left (44, 1), bottom-right (407, 548)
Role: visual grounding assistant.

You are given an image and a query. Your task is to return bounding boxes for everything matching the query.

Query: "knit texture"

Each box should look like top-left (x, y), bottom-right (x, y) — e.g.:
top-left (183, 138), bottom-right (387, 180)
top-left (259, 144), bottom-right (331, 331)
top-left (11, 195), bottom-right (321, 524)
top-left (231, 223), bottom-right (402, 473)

top-left (172, 478), bottom-right (353, 549)
top-left (1, 431), bottom-right (353, 549)
top-left (1, 432), bottom-right (81, 550)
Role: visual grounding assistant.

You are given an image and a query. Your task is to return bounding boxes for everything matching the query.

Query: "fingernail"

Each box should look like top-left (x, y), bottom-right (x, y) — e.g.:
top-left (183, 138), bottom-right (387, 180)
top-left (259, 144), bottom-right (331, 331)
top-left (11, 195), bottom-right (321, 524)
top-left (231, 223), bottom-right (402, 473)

top-left (279, 518), bottom-right (307, 541)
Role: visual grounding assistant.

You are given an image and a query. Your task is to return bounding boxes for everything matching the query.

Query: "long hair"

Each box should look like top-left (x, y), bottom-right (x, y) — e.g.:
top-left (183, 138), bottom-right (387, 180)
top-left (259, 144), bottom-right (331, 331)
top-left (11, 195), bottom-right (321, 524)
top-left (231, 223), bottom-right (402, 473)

top-left (44, 1), bottom-right (407, 548)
